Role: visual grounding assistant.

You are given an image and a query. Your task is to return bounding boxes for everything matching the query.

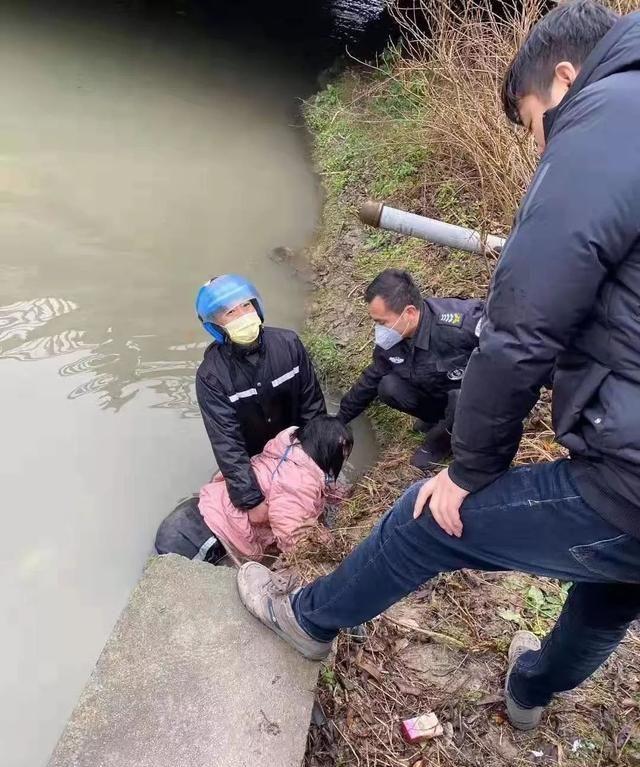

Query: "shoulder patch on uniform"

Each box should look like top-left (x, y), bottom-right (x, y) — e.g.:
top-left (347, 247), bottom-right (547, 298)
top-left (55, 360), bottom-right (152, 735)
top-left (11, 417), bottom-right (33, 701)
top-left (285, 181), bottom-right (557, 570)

top-left (437, 312), bottom-right (463, 328)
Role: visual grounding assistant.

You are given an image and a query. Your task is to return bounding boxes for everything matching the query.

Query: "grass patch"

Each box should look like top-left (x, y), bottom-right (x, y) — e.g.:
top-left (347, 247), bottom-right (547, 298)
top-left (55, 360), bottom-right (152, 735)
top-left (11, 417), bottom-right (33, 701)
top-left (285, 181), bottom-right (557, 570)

top-left (305, 56), bottom-right (430, 213)
top-left (356, 238), bottom-right (425, 283)
top-left (303, 331), bottom-right (345, 384)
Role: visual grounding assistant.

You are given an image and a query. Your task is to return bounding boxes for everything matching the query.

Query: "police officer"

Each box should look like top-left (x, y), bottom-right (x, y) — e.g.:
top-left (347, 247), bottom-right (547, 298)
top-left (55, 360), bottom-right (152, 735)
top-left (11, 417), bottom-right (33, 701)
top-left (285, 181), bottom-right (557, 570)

top-left (195, 275), bottom-right (326, 525)
top-left (337, 268), bottom-right (484, 470)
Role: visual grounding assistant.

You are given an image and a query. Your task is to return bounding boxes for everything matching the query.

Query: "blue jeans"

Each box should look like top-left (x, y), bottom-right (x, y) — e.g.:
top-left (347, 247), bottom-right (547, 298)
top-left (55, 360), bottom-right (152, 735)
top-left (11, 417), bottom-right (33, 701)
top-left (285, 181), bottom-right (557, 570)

top-left (292, 460), bottom-right (640, 708)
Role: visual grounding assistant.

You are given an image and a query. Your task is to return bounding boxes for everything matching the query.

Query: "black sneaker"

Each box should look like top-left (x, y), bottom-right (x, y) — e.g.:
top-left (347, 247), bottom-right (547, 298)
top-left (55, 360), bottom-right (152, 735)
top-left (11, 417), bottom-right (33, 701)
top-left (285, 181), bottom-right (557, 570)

top-left (410, 422), bottom-right (452, 473)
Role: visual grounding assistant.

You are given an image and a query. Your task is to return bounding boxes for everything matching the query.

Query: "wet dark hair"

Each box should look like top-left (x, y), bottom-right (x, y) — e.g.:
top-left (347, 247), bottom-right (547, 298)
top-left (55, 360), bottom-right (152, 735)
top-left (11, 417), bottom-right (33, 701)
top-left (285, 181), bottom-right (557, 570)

top-left (294, 415), bottom-right (354, 481)
top-left (501, 0), bottom-right (619, 125)
top-left (364, 268), bottom-right (422, 314)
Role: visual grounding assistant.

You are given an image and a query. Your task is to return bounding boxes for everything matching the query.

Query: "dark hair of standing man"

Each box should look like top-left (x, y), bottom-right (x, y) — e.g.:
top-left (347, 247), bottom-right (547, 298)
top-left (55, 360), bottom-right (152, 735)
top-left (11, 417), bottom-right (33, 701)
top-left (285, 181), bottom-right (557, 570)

top-left (501, 0), bottom-right (619, 124)
top-left (364, 269), bottom-right (422, 314)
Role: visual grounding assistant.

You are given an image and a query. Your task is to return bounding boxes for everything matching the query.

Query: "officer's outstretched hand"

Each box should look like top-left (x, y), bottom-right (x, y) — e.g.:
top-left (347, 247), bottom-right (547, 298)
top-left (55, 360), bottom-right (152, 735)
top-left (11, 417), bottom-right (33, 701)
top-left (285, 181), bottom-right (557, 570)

top-left (413, 468), bottom-right (469, 538)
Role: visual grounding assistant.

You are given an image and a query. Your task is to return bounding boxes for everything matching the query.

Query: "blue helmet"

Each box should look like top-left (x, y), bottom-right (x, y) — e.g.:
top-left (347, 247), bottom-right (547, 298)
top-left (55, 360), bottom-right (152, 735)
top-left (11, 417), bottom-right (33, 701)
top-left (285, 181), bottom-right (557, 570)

top-left (195, 274), bottom-right (265, 343)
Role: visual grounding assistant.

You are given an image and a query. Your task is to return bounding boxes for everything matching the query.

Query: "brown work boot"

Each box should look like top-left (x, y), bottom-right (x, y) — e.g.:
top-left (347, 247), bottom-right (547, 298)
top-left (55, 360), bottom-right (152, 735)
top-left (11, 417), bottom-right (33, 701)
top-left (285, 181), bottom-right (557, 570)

top-left (504, 630), bottom-right (544, 731)
top-left (236, 562), bottom-right (333, 661)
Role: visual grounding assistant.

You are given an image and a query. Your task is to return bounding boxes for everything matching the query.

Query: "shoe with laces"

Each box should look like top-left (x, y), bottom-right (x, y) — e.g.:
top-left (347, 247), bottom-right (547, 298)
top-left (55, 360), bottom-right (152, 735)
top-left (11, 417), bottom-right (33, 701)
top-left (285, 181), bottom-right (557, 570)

top-left (236, 562), bottom-right (333, 661)
top-left (505, 630), bottom-right (544, 730)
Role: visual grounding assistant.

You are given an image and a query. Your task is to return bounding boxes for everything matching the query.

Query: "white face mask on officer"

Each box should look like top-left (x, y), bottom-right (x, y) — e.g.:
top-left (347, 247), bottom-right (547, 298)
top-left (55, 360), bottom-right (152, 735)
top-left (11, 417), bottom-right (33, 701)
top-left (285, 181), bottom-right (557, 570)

top-left (374, 310), bottom-right (408, 351)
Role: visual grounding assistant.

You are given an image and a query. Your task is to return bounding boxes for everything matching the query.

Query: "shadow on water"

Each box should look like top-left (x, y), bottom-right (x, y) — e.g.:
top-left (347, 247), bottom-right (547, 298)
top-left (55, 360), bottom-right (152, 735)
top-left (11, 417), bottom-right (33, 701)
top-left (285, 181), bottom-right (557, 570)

top-left (0, 296), bottom-right (205, 416)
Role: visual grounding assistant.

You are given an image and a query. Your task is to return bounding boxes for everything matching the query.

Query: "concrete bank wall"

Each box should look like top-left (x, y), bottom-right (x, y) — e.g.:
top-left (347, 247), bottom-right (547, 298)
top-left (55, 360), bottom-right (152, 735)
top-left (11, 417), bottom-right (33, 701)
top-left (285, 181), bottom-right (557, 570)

top-left (49, 555), bottom-right (319, 767)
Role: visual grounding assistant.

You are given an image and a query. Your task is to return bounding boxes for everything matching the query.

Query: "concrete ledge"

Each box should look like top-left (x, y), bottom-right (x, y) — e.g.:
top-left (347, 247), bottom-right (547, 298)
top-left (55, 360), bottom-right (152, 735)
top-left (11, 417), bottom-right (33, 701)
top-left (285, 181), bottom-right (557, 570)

top-left (48, 555), bottom-right (319, 767)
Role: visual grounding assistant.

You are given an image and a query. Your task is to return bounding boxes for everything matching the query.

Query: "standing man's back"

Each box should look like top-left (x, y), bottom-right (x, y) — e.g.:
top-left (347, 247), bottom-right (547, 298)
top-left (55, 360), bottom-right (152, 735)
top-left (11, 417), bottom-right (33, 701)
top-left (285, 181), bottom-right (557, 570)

top-left (453, 6), bottom-right (640, 537)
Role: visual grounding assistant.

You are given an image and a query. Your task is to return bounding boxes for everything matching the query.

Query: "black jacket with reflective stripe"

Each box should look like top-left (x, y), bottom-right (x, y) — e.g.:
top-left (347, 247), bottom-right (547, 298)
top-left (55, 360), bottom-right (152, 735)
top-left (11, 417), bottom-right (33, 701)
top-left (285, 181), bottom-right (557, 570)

top-left (196, 327), bottom-right (326, 510)
top-left (450, 13), bottom-right (640, 539)
top-left (338, 297), bottom-right (484, 424)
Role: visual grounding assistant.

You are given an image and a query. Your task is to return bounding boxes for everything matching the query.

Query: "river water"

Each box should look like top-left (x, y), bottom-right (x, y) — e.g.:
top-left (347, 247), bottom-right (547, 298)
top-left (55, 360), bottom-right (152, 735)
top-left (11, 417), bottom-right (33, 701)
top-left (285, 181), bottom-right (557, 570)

top-left (0, 3), bottom-right (381, 764)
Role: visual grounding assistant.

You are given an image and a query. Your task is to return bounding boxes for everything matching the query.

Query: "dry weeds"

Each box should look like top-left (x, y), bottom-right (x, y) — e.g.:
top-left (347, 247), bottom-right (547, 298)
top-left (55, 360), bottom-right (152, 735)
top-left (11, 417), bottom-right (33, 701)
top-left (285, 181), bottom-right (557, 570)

top-left (389, 0), bottom-right (540, 232)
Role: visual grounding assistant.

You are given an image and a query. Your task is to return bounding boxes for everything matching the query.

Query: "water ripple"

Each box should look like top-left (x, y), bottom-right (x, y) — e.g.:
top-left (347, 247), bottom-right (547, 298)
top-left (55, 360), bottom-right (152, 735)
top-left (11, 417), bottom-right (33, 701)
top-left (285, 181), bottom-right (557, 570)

top-left (0, 297), bottom-right (78, 347)
top-left (0, 296), bottom-right (201, 416)
top-left (58, 353), bottom-right (120, 377)
top-left (1, 329), bottom-right (88, 361)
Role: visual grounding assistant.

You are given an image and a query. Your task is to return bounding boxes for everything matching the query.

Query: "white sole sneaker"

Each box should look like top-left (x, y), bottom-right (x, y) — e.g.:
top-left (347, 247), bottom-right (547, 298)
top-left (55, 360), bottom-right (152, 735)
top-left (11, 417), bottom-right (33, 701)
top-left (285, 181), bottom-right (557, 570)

top-left (236, 562), bottom-right (333, 661)
top-left (505, 630), bottom-right (544, 731)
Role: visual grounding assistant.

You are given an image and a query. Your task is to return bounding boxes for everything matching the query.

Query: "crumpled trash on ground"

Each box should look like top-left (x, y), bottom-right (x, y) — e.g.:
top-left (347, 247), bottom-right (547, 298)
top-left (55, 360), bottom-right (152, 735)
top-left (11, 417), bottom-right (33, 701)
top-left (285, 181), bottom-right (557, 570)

top-left (400, 712), bottom-right (443, 743)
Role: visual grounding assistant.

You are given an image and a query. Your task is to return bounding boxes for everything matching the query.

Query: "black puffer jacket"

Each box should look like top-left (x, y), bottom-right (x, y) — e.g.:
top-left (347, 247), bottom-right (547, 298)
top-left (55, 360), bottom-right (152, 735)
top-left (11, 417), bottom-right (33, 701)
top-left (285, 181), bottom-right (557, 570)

top-left (450, 13), bottom-right (640, 539)
top-left (338, 297), bottom-right (484, 424)
top-left (196, 327), bottom-right (326, 510)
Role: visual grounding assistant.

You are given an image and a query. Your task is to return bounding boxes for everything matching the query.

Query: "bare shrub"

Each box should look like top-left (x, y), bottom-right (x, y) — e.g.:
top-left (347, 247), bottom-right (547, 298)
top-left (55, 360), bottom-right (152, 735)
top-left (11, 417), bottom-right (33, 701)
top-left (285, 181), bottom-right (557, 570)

top-left (388, 0), bottom-right (543, 232)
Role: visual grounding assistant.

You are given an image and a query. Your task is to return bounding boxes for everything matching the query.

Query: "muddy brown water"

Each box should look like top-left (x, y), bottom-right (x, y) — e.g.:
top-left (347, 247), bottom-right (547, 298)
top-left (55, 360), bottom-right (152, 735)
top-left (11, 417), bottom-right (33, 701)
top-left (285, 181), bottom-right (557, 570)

top-left (0, 4), bottom-right (380, 764)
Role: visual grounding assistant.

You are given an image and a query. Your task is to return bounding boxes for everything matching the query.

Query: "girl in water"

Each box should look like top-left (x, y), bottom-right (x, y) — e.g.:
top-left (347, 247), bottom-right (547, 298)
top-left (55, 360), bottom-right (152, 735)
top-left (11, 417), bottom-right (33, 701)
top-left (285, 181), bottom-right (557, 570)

top-left (155, 415), bottom-right (353, 564)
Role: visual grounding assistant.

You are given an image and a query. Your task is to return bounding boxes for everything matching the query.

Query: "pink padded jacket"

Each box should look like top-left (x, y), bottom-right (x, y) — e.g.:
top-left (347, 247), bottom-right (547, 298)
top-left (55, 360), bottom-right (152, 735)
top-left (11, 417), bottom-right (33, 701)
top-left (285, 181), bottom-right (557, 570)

top-left (198, 427), bottom-right (326, 560)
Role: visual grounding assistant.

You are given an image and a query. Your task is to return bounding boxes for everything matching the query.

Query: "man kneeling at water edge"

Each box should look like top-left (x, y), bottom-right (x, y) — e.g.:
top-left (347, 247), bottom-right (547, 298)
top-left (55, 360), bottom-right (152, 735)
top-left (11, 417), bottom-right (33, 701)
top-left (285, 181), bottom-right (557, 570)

top-left (155, 415), bottom-right (353, 563)
top-left (195, 274), bottom-right (326, 527)
top-left (237, 0), bottom-right (640, 732)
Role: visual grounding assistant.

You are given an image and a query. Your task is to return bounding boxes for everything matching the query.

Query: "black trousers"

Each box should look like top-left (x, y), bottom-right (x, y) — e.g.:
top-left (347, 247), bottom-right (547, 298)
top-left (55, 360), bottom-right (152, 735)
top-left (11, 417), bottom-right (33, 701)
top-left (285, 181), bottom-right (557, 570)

top-left (155, 496), bottom-right (219, 561)
top-left (377, 373), bottom-right (454, 427)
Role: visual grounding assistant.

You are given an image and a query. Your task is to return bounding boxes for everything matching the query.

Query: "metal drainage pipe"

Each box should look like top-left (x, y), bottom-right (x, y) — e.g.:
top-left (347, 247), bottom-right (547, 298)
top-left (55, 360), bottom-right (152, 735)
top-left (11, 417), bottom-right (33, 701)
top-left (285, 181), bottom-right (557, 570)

top-left (359, 200), bottom-right (506, 255)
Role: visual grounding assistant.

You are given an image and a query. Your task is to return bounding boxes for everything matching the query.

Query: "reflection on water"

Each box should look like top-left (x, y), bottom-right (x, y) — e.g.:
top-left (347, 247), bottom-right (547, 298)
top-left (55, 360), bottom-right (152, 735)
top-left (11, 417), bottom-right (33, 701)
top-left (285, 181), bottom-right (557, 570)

top-left (0, 297), bottom-right (81, 351)
top-left (0, 296), bottom-right (202, 415)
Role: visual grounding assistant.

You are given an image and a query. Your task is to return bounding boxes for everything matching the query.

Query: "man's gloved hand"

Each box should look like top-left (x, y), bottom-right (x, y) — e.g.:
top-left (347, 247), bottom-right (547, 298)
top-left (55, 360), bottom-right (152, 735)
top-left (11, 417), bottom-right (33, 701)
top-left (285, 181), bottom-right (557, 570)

top-left (247, 500), bottom-right (269, 526)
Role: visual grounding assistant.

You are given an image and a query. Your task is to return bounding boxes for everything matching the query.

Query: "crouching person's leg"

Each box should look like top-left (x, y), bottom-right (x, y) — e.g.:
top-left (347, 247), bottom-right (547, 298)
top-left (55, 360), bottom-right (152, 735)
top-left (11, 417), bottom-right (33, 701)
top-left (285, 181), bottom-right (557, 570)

top-left (378, 373), bottom-right (447, 426)
top-left (506, 582), bottom-right (640, 730)
top-left (410, 389), bottom-right (459, 473)
top-left (377, 375), bottom-right (453, 472)
top-left (155, 495), bottom-right (226, 563)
